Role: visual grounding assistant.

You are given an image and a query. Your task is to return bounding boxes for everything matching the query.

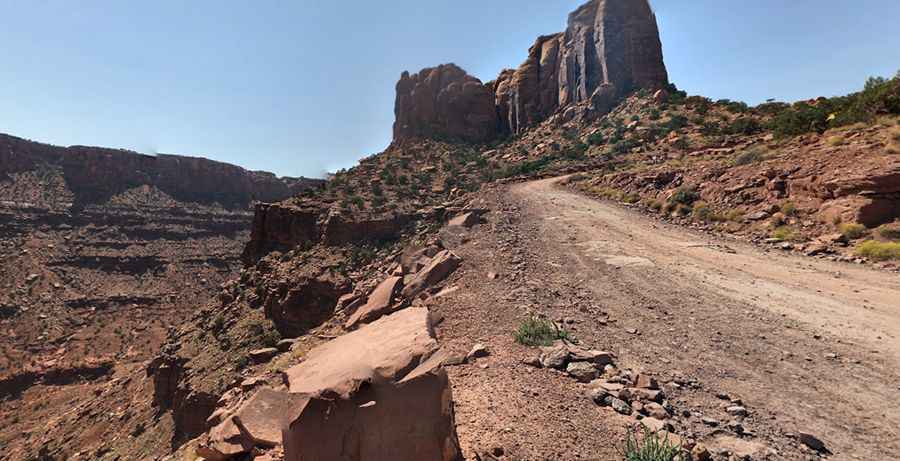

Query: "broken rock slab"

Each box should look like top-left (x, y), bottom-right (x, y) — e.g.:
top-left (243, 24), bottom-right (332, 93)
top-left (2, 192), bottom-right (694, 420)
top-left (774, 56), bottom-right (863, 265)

top-left (282, 307), bottom-right (461, 461)
top-left (400, 250), bottom-right (461, 300)
top-left (344, 276), bottom-right (404, 329)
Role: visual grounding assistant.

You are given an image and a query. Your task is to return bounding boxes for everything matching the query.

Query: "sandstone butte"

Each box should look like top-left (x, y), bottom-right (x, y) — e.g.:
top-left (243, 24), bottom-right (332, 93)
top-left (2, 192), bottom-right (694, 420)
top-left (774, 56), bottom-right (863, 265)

top-left (393, 0), bottom-right (668, 143)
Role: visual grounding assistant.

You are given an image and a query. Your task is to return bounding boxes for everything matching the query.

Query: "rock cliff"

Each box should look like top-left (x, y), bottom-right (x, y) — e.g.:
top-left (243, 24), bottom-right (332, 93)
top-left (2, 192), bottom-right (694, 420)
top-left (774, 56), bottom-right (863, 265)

top-left (393, 64), bottom-right (500, 143)
top-left (394, 0), bottom-right (669, 141)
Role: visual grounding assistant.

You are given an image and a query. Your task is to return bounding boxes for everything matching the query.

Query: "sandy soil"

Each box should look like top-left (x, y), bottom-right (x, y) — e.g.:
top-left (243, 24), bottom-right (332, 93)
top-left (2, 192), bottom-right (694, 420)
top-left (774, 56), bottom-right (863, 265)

top-left (430, 177), bottom-right (900, 460)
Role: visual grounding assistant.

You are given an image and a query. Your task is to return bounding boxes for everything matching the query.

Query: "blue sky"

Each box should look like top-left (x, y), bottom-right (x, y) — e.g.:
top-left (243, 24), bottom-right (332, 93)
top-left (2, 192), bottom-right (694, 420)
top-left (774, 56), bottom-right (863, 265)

top-left (1, 1), bottom-right (898, 178)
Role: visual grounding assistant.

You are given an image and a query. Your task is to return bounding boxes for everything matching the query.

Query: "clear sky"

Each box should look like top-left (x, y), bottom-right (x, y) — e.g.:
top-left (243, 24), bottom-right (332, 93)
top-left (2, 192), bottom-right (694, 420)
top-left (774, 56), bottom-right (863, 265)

top-left (1, 1), bottom-right (898, 178)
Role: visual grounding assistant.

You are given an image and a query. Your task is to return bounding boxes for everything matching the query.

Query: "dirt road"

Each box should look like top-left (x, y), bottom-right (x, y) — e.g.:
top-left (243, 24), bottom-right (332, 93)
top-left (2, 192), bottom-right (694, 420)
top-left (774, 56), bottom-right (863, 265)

top-left (435, 177), bottom-right (900, 460)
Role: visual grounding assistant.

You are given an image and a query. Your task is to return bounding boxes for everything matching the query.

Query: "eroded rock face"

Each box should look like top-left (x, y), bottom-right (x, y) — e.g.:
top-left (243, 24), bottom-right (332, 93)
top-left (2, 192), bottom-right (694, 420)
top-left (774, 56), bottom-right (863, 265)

top-left (496, 0), bottom-right (669, 134)
top-left (393, 64), bottom-right (499, 143)
top-left (242, 203), bottom-right (414, 263)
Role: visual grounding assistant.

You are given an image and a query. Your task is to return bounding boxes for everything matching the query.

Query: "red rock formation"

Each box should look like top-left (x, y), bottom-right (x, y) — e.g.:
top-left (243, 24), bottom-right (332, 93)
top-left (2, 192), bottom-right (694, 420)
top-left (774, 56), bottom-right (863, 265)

top-left (0, 133), bottom-right (323, 208)
top-left (496, 0), bottom-right (669, 134)
top-left (393, 64), bottom-right (499, 143)
top-left (393, 0), bottom-right (670, 142)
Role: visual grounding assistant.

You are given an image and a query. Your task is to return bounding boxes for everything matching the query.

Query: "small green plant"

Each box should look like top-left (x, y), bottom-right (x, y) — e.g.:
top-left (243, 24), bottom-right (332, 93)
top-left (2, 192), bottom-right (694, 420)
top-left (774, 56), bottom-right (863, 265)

top-left (513, 317), bottom-right (572, 346)
top-left (839, 223), bottom-right (867, 240)
top-left (826, 135), bottom-right (846, 147)
top-left (621, 425), bottom-right (683, 461)
top-left (648, 200), bottom-right (663, 212)
top-left (856, 240), bottom-right (900, 261)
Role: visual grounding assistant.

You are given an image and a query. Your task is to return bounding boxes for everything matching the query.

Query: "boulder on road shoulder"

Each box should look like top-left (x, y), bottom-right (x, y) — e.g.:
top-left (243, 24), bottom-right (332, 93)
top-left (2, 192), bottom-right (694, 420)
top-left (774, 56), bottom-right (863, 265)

top-left (400, 250), bottom-right (461, 300)
top-left (566, 362), bottom-right (599, 383)
top-left (281, 308), bottom-right (461, 461)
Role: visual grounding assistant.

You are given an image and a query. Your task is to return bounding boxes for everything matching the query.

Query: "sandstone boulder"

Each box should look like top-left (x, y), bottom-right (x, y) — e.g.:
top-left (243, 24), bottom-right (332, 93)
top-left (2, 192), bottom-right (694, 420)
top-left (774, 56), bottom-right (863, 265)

top-left (282, 307), bottom-right (461, 461)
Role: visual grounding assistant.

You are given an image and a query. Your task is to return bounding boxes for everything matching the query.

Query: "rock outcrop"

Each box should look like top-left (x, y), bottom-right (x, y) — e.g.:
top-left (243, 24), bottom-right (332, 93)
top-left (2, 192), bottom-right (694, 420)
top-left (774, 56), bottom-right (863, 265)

top-left (394, 0), bottom-right (669, 142)
top-left (242, 203), bottom-right (414, 262)
top-left (393, 64), bottom-right (500, 143)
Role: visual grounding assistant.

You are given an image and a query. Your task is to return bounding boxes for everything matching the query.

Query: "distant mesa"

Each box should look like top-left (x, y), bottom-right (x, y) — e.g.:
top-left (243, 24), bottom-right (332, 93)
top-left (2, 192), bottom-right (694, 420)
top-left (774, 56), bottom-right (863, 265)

top-left (393, 0), bottom-right (669, 143)
top-left (0, 133), bottom-right (324, 209)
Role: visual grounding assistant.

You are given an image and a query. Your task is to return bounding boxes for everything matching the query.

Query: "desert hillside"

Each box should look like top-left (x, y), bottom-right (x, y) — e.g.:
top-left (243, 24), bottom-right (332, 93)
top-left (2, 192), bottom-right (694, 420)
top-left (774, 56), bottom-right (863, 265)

top-left (1, 1), bottom-right (899, 460)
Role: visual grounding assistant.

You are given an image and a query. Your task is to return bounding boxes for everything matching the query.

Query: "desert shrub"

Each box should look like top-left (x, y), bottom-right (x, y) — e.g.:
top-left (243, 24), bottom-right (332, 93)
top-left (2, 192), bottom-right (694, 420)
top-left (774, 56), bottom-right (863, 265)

top-left (621, 425), bottom-right (683, 461)
top-left (664, 114), bottom-right (689, 131)
top-left (665, 83), bottom-right (688, 105)
top-left (563, 143), bottom-right (588, 160)
top-left (732, 146), bottom-right (767, 166)
top-left (645, 199), bottom-right (663, 212)
top-left (700, 121), bottom-right (721, 136)
top-left (780, 202), bottom-right (797, 216)
top-left (717, 99), bottom-right (750, 113)
top-left (622, 193), bottom-right (641, 204)
top-left (826, 136), bottom-right (846, 146)
top-left (513, 317), bottom-right (572, 346)
top-left (588, 132), bottom-right (606, 146)
top-left (692, 202), bottom-right (712, 221)
top-left (670, 186), bottom-right (700, 206)
top-left (839, 223), bottom-right (868, 240)
top-left (247, 320), bottom-right (281, 348)
top-left (673, 136), bottom-right (691, 150)
top-left (499, 156), bottom-right (555, 178)
top-left (726, 210), bottom-right (744, 222)
top-left (876, 224), bottom-right (900, 241)
top-left (769, 74), bottom-right (899, 137)
top-left (772, 226), bottom-right (798, 241)
top-left (754, 101), bottom-right (791, 116)
top-left (726, 117), bottom-right (763, 135)
top-left (856, 240), bottom-right (900, 261)
top-left (648, 109), bottom-right (661, 120)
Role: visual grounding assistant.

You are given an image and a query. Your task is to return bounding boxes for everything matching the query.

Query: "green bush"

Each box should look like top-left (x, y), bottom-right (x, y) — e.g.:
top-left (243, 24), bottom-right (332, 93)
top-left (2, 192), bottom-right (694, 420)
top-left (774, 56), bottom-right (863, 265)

top-left (588, 132), bottom-right (606, 146)
top-left (856, 240), bottom-right (900, 261)
top-left (876, 223), bottom-right (900, 241)
top-left (839, 223), bottom-right (867, 240)
top-left (768, 73), bottom-right (900, 137)
top-left (670, 186), bottom-right (699, 206)
top-left (726, 117), bottom-right (763, 135)
top-left (513, 317), bottom-right (572, 347)
top-left (621, 426), bottom-right (683, 461)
